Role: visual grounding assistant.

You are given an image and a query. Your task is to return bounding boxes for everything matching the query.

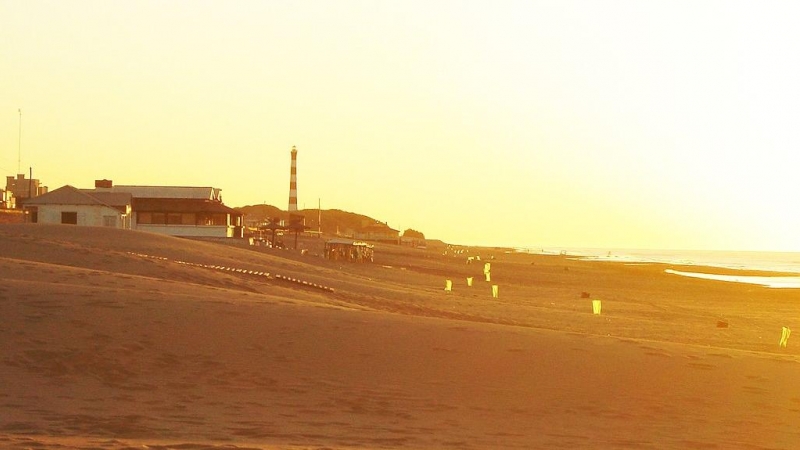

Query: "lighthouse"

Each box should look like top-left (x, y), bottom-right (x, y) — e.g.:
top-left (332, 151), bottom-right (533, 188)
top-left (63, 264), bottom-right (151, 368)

top-left (288, 146), bottom-right (298, 212)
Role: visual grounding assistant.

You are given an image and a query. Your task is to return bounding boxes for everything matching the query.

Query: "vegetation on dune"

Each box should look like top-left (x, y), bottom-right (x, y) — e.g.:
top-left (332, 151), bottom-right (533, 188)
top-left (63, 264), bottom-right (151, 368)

top-left (402, 228), bottom-right (425, 239)
top-left (236, 204), bottom-right (416, 237)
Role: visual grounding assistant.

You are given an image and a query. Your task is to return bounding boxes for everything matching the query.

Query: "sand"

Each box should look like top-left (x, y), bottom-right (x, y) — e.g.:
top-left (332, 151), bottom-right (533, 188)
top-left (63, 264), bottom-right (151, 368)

top-left (1, 223), bottom-right (800, 449)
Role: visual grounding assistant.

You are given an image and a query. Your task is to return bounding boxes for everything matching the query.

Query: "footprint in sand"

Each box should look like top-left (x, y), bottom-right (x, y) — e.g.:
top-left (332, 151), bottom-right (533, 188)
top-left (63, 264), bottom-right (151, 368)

top-left (687, 362), bottom-right (715, 370)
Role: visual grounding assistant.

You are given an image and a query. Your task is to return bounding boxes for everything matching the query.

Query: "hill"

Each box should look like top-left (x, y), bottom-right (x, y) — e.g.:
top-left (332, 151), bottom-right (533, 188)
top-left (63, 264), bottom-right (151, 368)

top-left (236, 204), bottom-right (403, 235)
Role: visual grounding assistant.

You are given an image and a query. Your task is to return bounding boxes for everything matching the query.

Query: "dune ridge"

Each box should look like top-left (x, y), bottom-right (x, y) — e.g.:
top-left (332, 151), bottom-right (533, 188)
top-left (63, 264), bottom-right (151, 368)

top-left (2, 223), bottom-right (800, 449)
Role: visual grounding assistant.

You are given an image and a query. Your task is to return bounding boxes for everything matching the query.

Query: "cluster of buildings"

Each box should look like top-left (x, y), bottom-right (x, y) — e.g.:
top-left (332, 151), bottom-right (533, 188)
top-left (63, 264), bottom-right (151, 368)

top-left (2, 174), bottom-right (47, 209)
top-left (1, 147), bottom-right (424, 252)
top-left (2, 175), bottom-right (243, 238)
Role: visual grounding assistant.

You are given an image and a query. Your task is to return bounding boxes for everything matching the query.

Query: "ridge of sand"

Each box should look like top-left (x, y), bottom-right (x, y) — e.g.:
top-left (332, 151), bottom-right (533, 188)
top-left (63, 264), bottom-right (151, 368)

top-left (2, 224), bottom-right (800, 449)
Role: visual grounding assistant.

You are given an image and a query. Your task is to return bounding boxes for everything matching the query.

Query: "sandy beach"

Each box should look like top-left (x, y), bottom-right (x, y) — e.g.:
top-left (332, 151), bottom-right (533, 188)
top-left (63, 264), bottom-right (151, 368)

top-left (2, 223), bottom-right (800, 449)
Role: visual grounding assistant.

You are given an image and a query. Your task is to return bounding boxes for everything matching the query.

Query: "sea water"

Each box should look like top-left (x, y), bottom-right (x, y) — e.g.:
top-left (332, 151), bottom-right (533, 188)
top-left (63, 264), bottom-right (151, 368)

top-left (517, 247), bottom-right (800, 289)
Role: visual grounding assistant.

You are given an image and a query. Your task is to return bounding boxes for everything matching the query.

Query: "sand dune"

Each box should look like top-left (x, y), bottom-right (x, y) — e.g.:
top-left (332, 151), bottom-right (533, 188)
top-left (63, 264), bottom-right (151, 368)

top-left (2, 224), bottom-right (800, 449)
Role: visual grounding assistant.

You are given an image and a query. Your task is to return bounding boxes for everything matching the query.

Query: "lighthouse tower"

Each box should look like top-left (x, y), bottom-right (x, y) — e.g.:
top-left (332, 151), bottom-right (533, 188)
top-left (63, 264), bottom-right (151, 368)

top-left (288, 146), bottom-right (298, 212)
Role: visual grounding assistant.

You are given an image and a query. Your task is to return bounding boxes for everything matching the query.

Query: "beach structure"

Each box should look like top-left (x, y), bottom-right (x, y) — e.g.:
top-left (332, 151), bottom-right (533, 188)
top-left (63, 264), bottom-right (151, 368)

top-left (258, 216), bottom-right (287, 248)
top-left (288, 146), bottom-right (298, 212)
top-left (93, 181), bottom-right (243, 238)
top-left (354, 221), bottom-right (400, 243)
top-left (400, 234), bottom-right (426, 248)
top-left (23, 180), bottom-right (243, 238)
top-left (286, 213), bottom-right (309, 249)
top-left (324, 238), bottom-right (374, 263)
top-left (22, 185), bottom-right (132, 228)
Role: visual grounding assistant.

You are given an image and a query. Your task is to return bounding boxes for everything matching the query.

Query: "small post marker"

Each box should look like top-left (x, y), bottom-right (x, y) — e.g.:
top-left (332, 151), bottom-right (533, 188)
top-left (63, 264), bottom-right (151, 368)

top-left (780, 327), bottom-right (791, 348)
top-left (445, 279), bottom-right (452, 292)
top-left (467, 277), bottom-right (473, 287)
top-left (491, 285), bottom-right (499, 298)
top-left (592, 300), bottom-right (602, 315)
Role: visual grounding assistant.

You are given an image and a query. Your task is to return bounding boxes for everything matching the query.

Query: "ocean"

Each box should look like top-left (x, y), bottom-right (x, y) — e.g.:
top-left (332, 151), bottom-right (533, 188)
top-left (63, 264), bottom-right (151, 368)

top-left (517, 247), bottom-right (800, 289)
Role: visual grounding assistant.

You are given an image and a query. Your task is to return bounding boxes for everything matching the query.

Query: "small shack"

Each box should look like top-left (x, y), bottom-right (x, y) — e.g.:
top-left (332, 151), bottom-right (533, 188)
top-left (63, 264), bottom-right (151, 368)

top-left (324, 238), bottom-right (374, 263)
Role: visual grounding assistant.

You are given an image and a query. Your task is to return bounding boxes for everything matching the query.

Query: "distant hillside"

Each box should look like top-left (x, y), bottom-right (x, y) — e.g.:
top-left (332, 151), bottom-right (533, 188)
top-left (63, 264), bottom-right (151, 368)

top-left (236, 204), bottom-right (405, 236)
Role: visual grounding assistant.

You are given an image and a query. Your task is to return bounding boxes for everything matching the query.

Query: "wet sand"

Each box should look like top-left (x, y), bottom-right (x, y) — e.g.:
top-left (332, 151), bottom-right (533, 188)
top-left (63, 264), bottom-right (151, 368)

top-left (1, 223), bottom-right (799, 449)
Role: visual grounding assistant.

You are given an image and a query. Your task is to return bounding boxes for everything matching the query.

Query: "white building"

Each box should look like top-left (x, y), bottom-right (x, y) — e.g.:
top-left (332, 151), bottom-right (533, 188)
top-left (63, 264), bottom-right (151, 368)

top-left (23, 181), bottom-right (243, 238)
top-left (91, 181), bottom-right (242, 238)
top-left (1, 188), bottom-right (15, 209)
top-left (128, 197), bottom-right (242, 238)
top-left (23, 185), bottom-right (132, 228)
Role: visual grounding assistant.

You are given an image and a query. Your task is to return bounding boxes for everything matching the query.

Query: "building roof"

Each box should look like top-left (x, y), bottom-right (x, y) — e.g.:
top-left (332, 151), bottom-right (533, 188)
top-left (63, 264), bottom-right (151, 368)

top-left (94, 185), bottom-right (222, 201)
top-left (326, 238), bottom-right (373, 247)
top-left (24, 185), bottom-right (131, 211)
top-left (132, 198), bottom-right (242, 215)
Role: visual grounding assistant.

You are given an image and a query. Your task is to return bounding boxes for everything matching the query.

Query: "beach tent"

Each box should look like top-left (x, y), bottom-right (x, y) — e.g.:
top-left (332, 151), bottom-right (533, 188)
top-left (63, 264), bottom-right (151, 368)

top-left (324, 238), bottom-right (374, 263)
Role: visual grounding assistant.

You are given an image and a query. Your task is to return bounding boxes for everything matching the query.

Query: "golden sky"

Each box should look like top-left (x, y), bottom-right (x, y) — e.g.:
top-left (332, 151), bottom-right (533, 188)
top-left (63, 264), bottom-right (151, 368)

top-left (2, 1), bottom-right (799, 251)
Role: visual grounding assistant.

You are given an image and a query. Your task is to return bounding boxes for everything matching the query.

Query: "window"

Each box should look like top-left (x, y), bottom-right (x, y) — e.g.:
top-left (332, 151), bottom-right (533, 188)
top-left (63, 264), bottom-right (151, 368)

top-left (167, 213), bottom-right (182, 225)
top-left (182, 213), bottom-right (195, 225)
top-left (152, 213), bottom-right (166, 224)
top-left (137, 212), bottom-right (152, 224)
top-left (197, 213), bottom-right (226, 226)
top-left (61, 211), bottom-right (78, 225)
top-left (103, 216), bottom-right (117, 227)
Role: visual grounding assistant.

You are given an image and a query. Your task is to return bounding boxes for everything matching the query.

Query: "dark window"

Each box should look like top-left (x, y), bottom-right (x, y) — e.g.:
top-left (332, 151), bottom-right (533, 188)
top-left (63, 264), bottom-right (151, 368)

top-left (152, 213), bottom-right (166, 224)
top-left (61, 211), bottom-right (78, 225)
top-left (137, 212), bottom-right (152, 224)
top-left (197, 213), bottom-right (227, 226)
top-left (167, 213), bottom-right (182, 225)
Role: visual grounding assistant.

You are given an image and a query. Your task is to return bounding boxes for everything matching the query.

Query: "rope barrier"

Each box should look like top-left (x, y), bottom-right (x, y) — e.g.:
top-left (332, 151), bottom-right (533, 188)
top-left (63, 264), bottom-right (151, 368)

top-left (126, 252), bottom-right (335, 293)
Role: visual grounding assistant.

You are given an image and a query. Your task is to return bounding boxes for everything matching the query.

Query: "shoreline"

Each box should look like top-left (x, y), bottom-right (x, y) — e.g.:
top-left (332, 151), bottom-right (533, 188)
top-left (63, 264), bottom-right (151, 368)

top-left (510, 245), bottom-right (800, 274)
top-left (665, 268), bottom-right (800, 288)
top-left (454, 242), bottom-right (800, 281)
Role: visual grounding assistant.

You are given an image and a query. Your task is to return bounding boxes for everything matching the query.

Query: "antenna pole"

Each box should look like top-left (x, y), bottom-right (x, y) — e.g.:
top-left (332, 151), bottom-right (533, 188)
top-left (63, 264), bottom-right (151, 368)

top-left (18, 109), bottom-right (22, 174)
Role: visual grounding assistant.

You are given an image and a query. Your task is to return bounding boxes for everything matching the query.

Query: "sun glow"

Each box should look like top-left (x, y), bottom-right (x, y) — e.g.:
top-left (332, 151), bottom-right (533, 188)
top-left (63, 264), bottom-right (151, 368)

top-left (2, 1), bottom-right (800, 251)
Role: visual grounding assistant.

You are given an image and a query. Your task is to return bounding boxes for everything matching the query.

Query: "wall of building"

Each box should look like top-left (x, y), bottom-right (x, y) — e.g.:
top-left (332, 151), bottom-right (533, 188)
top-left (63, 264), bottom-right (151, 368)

top-left (0, 210), bottom-right (25, 224)
top-left (35, 204), bottom-right (125, 228)
top-left (1, 189), bottom-right (15, 209)
top-left (131, 211), bottom-right (238, 238)
top-left (134, 224), bottom-right (232, 238)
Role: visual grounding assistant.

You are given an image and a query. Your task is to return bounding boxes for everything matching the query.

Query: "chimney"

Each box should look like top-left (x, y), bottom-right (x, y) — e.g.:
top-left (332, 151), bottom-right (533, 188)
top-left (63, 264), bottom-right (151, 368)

top-left (95, 179), bottom-right (113, 189)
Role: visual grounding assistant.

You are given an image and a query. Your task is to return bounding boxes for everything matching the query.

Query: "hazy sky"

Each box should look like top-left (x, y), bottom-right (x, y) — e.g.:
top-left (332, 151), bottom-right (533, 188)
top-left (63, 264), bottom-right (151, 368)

top-left (2, 1), bottom-right (799, 251)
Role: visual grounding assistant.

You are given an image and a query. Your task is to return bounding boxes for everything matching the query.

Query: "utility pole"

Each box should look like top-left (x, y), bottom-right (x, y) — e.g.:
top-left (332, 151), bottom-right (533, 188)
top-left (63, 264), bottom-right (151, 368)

top-left (18, 109), bottom-right (22, 174)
